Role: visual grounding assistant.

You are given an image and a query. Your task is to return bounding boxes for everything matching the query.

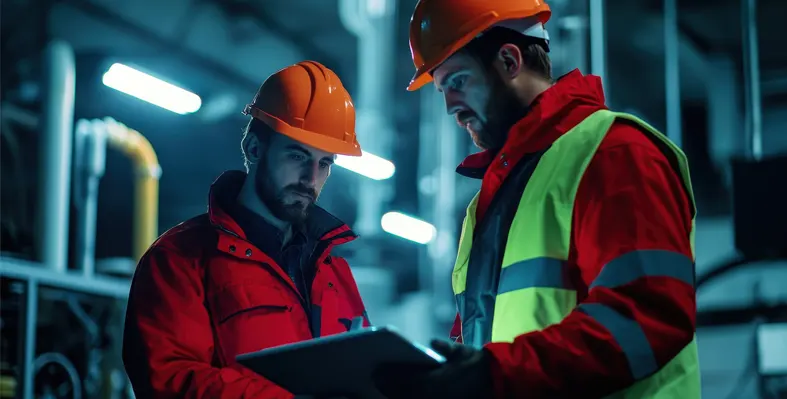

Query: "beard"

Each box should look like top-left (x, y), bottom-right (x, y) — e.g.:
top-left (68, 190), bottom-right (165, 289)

top-left (253, 161), bottom-right (317, 226)
top-left (466, 73), bottom-right (530, 151)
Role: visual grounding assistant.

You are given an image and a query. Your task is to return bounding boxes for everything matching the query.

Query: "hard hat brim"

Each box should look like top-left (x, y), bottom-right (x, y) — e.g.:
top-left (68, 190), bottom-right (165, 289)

top-left (255, 111), bottom-right (362, 157)
top-left (407, 69), bottom-right (433, 91)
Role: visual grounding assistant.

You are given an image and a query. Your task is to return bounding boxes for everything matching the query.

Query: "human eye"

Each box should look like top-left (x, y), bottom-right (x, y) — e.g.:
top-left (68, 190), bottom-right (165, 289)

top-left (452, 75), bottom-right (468, 90)
top-left (288, 152), bottom-right (305, 161)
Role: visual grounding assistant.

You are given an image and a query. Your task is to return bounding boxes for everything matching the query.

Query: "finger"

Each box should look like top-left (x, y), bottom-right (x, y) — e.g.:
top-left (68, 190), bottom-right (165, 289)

top-left (430, 339), bottom-right (456, 358)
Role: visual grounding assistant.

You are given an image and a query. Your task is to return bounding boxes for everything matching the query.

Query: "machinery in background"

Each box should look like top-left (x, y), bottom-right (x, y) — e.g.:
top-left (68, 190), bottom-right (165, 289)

top-left (696, 153), bottom-right (787, 399)
top-left (0, 39), bottom-right (161, 399)
top-left (693, 1), bottom-right (787, 394)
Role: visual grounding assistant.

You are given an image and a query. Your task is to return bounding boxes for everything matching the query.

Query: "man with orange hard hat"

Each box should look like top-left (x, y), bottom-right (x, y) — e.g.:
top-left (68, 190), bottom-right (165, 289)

top-left (123, 61), bottom-right (370, 398)
top-left (378, 0), bottom-right (701, 398)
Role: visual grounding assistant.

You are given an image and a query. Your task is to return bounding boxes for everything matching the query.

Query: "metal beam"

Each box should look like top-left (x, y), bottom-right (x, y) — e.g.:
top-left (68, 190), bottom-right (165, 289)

top-left (0, 256), bottom-right (130, 298)
top-left (742, 0), bottom-right (763, 160)
top-left (664, 0), bottom-right (682, 148)
top-left (589, 0), bottom-right (608, 95)
top-left (64, 0), bottom-right (258, 89)
top-left (17, 279), bottom-right (37, 399)
top-left (210, 0), bottom-right (342, 73)
top-left (697, 304), bottom-right (787, 327)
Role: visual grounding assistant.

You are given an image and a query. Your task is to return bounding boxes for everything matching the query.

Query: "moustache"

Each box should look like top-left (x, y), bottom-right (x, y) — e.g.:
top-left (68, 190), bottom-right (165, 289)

top-left (456, 110), bottom-right (476, 125)
top-left (286, 185), bottom-right (316, 201)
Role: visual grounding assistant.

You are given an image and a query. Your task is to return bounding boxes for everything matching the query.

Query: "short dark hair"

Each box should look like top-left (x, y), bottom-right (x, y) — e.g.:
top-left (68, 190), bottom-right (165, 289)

top-left (241, 118), bottom-right (275, 171)
top-left (462, 27), bottom-right (552, 81)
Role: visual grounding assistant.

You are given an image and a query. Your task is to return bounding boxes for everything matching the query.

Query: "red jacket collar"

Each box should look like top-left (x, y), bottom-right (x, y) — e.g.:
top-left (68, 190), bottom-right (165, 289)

top-left (457, 69), bottom-right (608, 178)
top-left (207, 170), bottom-right (356, 242)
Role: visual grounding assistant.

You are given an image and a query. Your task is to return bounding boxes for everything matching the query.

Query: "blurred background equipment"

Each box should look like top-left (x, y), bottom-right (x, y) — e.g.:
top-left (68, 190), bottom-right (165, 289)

top-left (0, 0), bottom-right (785, 398)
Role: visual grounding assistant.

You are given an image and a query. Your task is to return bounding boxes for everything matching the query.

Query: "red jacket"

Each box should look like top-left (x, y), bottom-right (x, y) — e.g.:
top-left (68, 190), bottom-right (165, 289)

top-left (123, 171), bottom-right (370, 398)
top-left (451, 70), bottom-right (696, 398)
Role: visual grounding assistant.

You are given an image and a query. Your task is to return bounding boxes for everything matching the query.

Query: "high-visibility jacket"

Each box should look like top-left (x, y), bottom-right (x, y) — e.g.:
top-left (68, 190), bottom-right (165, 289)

top-left (452, 110), bottom-right (700, 398)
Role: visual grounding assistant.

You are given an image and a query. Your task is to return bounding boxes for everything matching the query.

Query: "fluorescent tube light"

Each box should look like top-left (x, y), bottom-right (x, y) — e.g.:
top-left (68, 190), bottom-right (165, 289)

top-left (381, 212), bottom-right (436, 244)
top-left (102, 63), bottom-right (201, 115)
top-left (335, 151), bottom-right (395, 180)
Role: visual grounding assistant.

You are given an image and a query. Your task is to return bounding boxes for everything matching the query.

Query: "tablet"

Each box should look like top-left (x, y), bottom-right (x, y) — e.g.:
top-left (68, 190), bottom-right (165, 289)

top-left (236, 326), bottom-right (445, 398)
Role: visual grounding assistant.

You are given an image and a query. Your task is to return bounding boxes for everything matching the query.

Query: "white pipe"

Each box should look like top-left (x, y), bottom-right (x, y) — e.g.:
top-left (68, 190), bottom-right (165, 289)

top-left (338, 0), bottom-right (397, 238)
top-left (742, 0), bottom-right (762, 160)
top-left (73, 119), bottom-right (107, 277)
top-left (37, 40), bottom-right (76, 273)
top-left (664, 0), bottom-right (683, 148)
top-left (418, 87), bottom-right (461, 321)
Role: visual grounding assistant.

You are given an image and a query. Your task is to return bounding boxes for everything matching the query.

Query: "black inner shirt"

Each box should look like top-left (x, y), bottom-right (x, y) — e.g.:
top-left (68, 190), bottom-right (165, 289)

top-left (227, 203), bottom-right (316, 302)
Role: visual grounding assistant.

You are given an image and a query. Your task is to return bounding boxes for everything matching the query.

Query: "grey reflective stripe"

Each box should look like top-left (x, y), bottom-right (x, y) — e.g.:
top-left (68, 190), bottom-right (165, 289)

top-left (498, 257), bottom-right (574, 294)
top-left (455, 291), bottom-right (466, 314)
top-left (454, 291), bottom-right (491, 349)
top-left (590, 250), bottom-right (695, 290)
top-left (578, 303), bottom-right (658, 380)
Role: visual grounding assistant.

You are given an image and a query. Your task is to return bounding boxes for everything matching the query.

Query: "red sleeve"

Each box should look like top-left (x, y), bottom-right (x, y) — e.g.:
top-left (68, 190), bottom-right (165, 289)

top-left (483, 123), bottom-right (696, 398)
top-left (122, 247), bottom-right (293, 399)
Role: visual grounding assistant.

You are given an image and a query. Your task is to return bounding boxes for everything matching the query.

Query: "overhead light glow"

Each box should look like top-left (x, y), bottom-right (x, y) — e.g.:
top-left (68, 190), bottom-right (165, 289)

top-left (381, 212), bottom-right (436, 244)
top-left (335, 151), bottom-right (395, 180)
top-left (102, 63), bottom-right (202, 115)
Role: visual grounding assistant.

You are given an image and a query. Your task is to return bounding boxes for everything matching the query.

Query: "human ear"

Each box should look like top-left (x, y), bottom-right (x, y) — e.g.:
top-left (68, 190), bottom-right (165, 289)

top-left (496, 43), bottom-right (523, 78)
top-left (243, 134), bottom-right (262, 164)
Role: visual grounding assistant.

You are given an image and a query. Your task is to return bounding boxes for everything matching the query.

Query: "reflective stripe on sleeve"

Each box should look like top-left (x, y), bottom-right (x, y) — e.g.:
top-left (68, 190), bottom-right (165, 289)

top-left (590, 250), bottom-right (694, 290)
top-left (498, 257), bottom-right (576, 294)
top-left (577, 303), bottom-right (658, 380)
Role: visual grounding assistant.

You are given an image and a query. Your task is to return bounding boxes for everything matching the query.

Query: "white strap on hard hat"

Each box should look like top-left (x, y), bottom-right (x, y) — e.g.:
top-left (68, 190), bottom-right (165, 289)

top-left (493, 16), bottom-right (550, 42)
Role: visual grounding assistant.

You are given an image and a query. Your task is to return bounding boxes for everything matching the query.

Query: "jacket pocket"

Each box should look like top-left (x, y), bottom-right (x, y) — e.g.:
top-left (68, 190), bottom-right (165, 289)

top-left (215, 284), bottom-right (291, 324)
top-left (210, 284), bottom-right (304, 360)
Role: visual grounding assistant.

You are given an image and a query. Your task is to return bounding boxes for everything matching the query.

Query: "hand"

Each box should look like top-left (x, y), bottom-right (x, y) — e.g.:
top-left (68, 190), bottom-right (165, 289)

top-left (374, 340), bottom-right (493, 399)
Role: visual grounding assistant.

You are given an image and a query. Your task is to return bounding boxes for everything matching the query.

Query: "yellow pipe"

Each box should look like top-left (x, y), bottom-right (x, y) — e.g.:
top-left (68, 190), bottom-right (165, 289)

top-left (104, 118), bottom-right (161, 261)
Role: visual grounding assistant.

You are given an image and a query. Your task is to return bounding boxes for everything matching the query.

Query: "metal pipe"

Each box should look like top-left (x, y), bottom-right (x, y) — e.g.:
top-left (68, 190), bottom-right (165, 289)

top-left (588, 0), bottom-right (607, 92)
top-left (21, 280), bottom-right (38, 399)
top-left (417, 89), bottom-right (438, 292)
top-left (73, 120), bottom-right (108, 277)
top-left (0, 256), bottom-right (131, 298)
top-left (664, 0), bottom-right (683, 148)
top-left (418, 88), bottom-right (461, 322)
top-left (103, 118), bottom-right (161, 261)
top-left (742, 0), bottom-right (763, 160)
top-left (0, 102), bottom-right (39, 129)
top-left (36, 40), bottom-right (75, 273)
top-left (338, 0), bottom-right (396, 239)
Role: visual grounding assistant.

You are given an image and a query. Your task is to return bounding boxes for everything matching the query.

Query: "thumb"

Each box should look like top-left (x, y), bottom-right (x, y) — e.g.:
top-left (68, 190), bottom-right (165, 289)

top-left (430, 339), bottom-right (458, 359)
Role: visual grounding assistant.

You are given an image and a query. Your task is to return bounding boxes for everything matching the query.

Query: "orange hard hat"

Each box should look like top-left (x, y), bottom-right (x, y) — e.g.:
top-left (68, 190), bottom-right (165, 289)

top-left (243, 61), bottom-right (362, 156)
top-left (407, 0), bottom-right (552, 91)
